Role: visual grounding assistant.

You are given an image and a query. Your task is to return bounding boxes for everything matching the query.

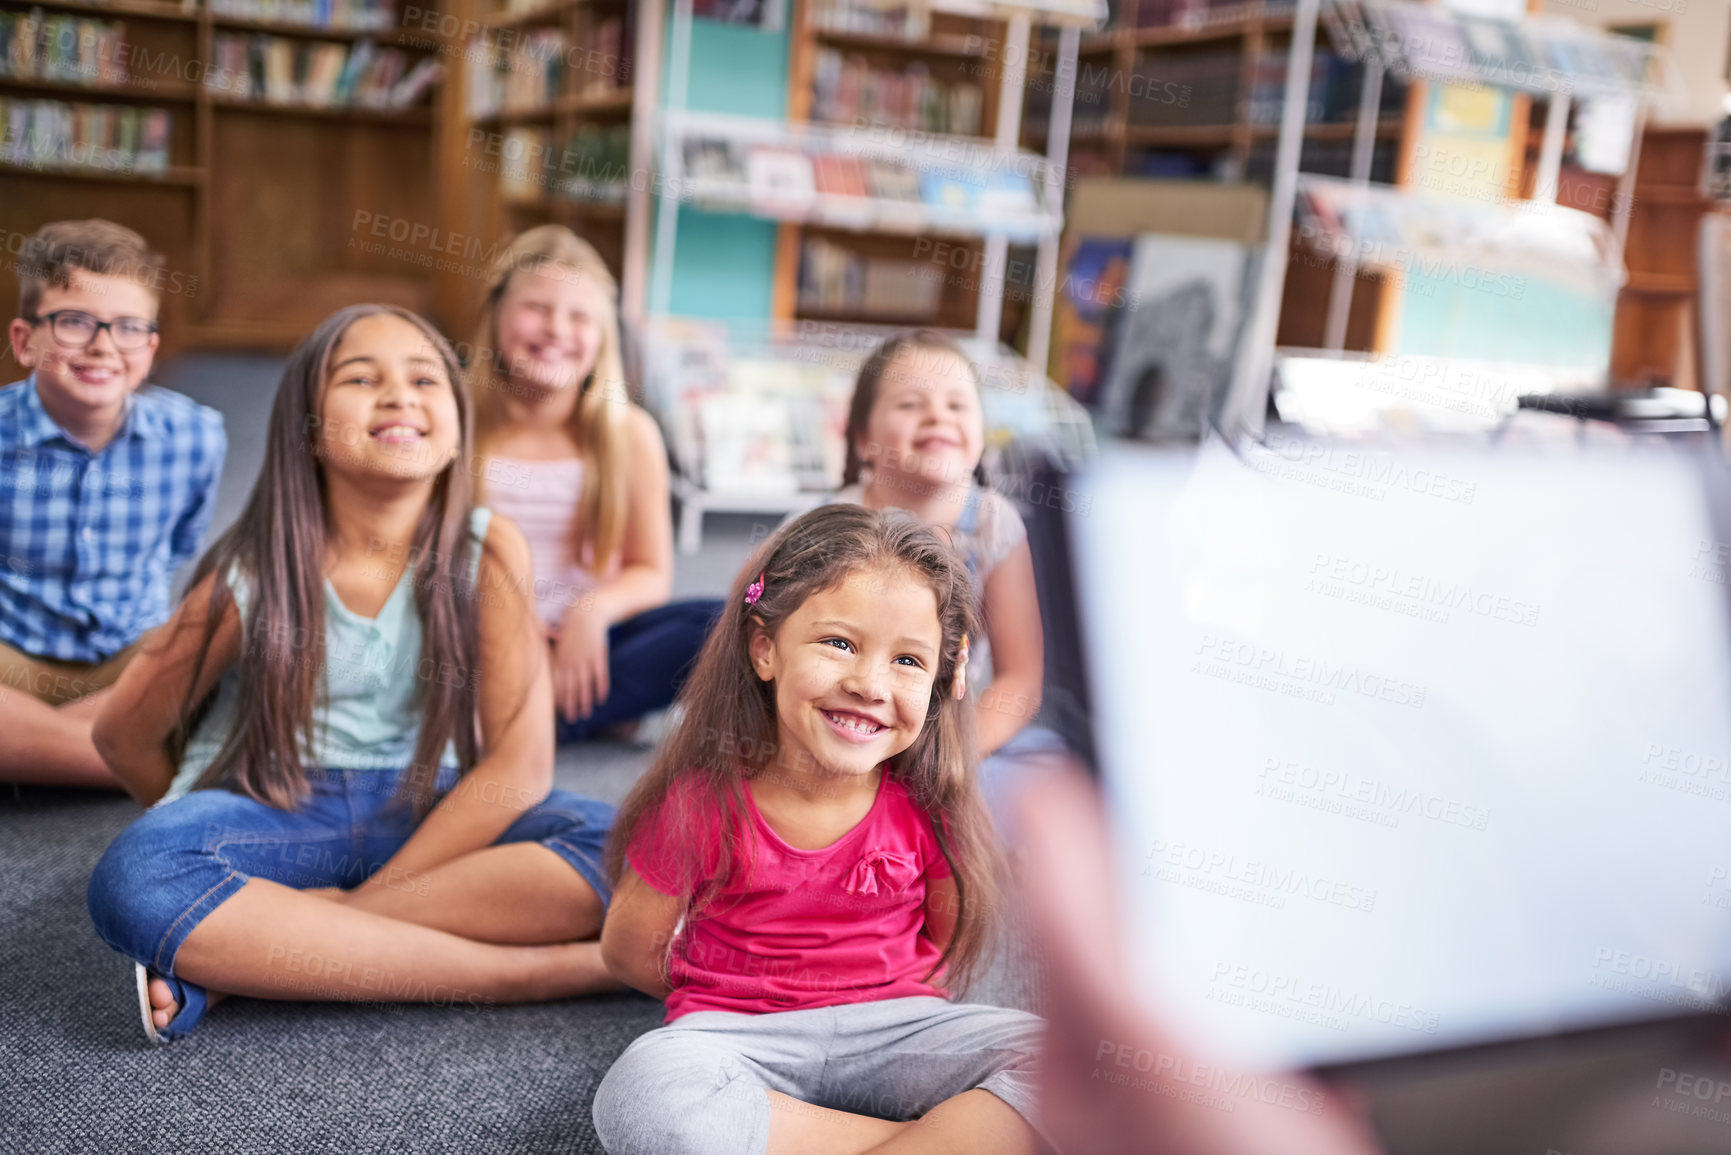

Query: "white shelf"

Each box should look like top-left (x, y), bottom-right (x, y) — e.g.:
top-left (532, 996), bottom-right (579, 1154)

top-left (661, 109), bottom-right (1062, 243)
top-left (1322, 0), bottom-right (1684, 108)
top-left (1296, 173), bottom-right (1626, 288)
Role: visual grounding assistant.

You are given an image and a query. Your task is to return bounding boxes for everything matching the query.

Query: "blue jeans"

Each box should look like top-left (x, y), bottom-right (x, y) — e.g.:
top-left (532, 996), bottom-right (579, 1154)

top-left (556, 598), bottom-right (723, 742)
top-left (87, 767), bottom-right (616, 979)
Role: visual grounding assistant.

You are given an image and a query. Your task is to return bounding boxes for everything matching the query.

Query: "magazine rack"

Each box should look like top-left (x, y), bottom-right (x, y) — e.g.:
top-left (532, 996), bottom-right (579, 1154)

top-left (1220, 0), bottom-right (1684, 437)
top-left (640, 316), bottom-right (1096, 551)
top-left (659, 109), bottom-right (1063, 243)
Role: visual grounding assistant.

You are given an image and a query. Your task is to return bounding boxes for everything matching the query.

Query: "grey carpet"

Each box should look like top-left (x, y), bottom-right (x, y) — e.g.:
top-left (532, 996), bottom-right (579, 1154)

top-left (0, 353), bottom-right (1043, 1152)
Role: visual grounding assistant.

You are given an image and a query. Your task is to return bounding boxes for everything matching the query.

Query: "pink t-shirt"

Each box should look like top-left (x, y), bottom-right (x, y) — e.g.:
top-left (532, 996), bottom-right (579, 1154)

top-left (628, 770), bottom-right (955, 1022)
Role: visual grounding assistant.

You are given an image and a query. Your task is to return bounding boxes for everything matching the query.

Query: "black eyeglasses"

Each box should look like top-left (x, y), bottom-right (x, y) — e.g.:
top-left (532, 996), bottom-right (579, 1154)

top-left (29, 310), bottom-right (158, 352)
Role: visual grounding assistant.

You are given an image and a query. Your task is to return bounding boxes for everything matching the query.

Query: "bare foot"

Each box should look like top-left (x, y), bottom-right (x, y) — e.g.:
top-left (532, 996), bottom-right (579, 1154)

top-left (147, 974), bottom-right (228, 1032)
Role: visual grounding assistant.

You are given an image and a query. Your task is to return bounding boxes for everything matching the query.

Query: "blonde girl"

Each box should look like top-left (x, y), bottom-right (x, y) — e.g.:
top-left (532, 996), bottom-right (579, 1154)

top-left (467, 226), bottom-right (719, 742)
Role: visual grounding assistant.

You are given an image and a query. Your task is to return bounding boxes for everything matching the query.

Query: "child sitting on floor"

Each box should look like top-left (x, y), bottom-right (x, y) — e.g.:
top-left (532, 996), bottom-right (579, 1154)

top-left (0, 220), bottom-right (225, 789)
top-left (87, 304), bottom-right (616, 1042)
top-left (593, 503), bottom-right (1046, 1155)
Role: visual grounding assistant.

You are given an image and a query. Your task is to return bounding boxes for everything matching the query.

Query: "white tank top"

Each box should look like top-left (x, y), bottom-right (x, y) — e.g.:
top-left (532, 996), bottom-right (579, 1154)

top-left (484, 457), bottom-right (613, 629)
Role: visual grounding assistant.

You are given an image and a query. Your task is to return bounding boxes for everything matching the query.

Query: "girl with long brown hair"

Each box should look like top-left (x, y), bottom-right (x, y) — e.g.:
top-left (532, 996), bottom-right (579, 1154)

top-left (466, 225), bottom-right (719, 743)
top-left (86, 305), bottom-right (618, 1041)
top-left (592, 503), bottom-right (1047, 1154)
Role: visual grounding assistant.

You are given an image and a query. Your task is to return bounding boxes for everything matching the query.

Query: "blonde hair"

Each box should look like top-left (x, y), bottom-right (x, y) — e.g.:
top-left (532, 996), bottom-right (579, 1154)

top-left (468, 225), bottom-right (630, 576)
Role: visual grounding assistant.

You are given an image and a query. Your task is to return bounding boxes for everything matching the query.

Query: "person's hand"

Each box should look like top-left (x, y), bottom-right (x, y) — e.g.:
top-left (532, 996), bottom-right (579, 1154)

top-left (1014, 761), bottom-right (1384, 1155)
top-left (552, 605), bottom-right (611, 723)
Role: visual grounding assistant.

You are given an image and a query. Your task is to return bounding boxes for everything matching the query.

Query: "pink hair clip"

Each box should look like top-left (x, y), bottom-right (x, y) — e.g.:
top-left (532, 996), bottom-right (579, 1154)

top-left (744, 571), bottom-right (765, 606)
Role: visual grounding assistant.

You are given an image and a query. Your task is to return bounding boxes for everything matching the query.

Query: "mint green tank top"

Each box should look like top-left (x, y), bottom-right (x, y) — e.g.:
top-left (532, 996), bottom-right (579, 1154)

top-left (163, 507), bottom-right (494, 801)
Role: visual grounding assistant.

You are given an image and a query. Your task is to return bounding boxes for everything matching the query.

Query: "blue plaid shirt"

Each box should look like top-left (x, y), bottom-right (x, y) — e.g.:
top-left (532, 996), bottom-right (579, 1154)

top-left (0, 376), bottom-right (226, 662)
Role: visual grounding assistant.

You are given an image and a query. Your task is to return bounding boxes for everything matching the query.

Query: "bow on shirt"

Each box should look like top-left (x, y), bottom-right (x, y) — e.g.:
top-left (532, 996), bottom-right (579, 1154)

top-left (844, 849), bottom-right (919, 897)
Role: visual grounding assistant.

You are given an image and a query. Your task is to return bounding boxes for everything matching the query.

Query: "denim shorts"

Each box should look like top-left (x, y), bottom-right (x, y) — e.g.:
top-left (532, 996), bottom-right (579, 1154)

top-left (87, 766), bottom-right (616, 978)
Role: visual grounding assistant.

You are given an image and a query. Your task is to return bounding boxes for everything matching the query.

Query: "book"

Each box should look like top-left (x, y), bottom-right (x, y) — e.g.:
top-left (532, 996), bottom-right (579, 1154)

top-left (0, 11), bottom-right (128, 88)
top-left (746, 146), bottom-right (816, 214)
top-left (864, 159), bottom-right (920, 202)
top-left (0, 95), bottom-right (172, 173)
top-left (389, 56), bottom-right (441, 107)
top-left (683, 136), bottom-right (747, 184)
top-left (812, 153), bottom-right (867, 197)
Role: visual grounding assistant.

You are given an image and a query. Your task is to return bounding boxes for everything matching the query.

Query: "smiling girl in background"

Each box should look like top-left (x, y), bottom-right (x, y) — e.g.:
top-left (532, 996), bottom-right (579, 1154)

top-left (835, 332), bottom-right (1061, 817)
top-left (466, 227), bottom-right (720, 743)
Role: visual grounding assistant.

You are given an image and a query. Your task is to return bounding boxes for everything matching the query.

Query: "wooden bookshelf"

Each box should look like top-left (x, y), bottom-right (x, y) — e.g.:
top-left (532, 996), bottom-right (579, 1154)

top-left (0, 0), bottom-right (453, 352)
top-left (442, 0), bottom-right (637, 323)
top-left (1610, 127), bottom-right (1713, 389)
top-left (779, 0), bottom-right (1010, 333)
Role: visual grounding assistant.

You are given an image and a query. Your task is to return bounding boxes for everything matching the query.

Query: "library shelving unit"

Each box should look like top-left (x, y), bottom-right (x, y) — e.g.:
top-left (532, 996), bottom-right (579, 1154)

top-left (644, 0), bottom-right (1103, 548)
top-left (1230, 0), bottom-right (1683, 436)
top-left (779, 0), bottom-right (1011, 335)
top-left (1016, 0), bottom-right (1410, 354)
top-left (0, 0), bottom-right (450, 351)
top-left (448, 0), bottom-right (638, 305)
top-left (640, 314), bottom-right (1098, 551)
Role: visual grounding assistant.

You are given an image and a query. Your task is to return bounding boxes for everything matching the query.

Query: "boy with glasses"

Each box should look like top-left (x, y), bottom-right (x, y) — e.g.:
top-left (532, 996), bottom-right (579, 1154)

top-left (1, 220), bottom-right (225, 788)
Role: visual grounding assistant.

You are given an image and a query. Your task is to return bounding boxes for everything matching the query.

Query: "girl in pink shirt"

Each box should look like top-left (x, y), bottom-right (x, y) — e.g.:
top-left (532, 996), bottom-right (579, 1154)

top-left (594, 503), bottom-right (1046, 1155)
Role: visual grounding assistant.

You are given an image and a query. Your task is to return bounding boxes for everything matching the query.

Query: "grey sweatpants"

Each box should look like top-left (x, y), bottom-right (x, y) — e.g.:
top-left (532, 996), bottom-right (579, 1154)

top-left (592, 996), bottom-right (1045, 1155)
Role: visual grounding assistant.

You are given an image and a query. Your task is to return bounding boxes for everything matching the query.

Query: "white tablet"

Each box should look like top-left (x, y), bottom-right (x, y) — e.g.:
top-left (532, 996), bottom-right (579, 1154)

top-left (1066, 437), bottom-right (1731, 1071)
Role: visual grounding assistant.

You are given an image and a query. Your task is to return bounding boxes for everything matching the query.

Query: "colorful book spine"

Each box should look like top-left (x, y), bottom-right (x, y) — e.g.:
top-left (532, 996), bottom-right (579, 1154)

top-left (812, 48), bottom-right (981, 136)
top-left (0, 11), bottom-right (129, 88)
top-left (208, 0), bottom-right (396, 32)
top-left (0, 96), bottom-right (170, 172)
top-left (206, 32), bottom-right (432, 108)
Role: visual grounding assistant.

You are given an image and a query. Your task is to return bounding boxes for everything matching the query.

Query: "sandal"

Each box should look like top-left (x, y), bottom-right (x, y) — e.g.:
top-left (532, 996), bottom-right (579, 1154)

top-left (135, 962), bottom-right (209, 1044)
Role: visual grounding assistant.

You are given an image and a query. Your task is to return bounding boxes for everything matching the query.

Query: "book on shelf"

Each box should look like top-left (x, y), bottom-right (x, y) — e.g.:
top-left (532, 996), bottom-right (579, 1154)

top-left (745, 146), bottom-right (816, 213)
top-left (580, 16), bottom-right (630, 96)
top-left (683, 135), bottom-right (748, 184)
top-left (812, 50), bottom-right (982, 136)
top-left (1128, 48), bottom-right (1239, 127)
top-left (464, 38), bottom-right (500, 119)
top-left (208, 0), bottom-right (398, 33)
top-left (697, 393), bottom-right (800, 495)
top-left (1137, 0), bottom-right (1258, 29)
top-left (500, 125), bottom-right (547, 197)
top-left (556, 122), bottom-right (629, 201)
top-left (808, 0), bottom-right (930, 40)
top-left (864, 157), bottom-right (920, 201)
top-left (501, 28), bottom-right (565, 112)
top-left (918, 166), bottom-right (1036, 215)
top-left (1240, 48), bottom-right (1403, 126)
top-left (0, 96), bottom-right (170, 173)
top-left (812, 152), bottom-right (867, 197)
top-left (208, 33), bottom-right (436, 108)
top-left (0, 11), bottom-right (128, 88)
top-left (799, 235), bottom-right (942, 320)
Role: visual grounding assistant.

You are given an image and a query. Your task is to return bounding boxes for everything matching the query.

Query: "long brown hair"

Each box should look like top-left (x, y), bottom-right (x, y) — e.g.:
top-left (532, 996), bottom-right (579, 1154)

top-left (173, 304), bottom-right (484, 813)
top-left (841, 330), bottom-right (990, 488)
top-left (467, 225), bottom-right (631, 576)
top-left (606, 503), bottom-right (1001, 992)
